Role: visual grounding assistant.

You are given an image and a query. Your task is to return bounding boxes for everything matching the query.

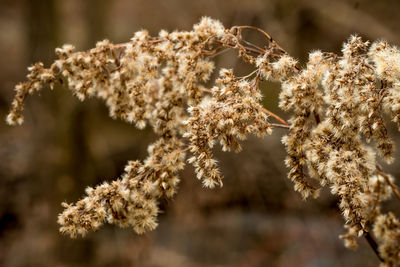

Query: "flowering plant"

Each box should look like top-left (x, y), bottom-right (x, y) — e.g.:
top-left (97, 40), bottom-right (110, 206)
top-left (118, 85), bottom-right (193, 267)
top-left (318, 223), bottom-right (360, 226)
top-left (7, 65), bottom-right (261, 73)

top-left (7, 17), bottom-right (400, 265)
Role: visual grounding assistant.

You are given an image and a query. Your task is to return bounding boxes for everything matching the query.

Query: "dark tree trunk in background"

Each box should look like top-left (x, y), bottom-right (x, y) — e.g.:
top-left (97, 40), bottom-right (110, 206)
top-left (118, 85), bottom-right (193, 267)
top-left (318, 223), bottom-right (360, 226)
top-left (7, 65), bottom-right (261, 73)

top-left (66, 0), bottom-right (112, 188)
top-left (25, 0), bottom-right (59, 64)
top-left (85, 0), bottom-right (109, 45)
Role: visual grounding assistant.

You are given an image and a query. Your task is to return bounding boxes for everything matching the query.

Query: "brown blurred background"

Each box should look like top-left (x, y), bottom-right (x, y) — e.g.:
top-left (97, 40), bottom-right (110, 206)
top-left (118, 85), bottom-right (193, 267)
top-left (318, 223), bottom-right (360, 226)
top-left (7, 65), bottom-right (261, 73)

top-left (1, 0), bottom-right (400, 266)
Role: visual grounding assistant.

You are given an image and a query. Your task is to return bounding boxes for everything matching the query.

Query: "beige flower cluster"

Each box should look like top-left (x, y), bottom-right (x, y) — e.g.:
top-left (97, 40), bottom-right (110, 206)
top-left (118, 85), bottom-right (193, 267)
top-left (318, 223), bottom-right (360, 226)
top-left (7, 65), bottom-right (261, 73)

top-left (277, 36), bottom-right (400, 264)
top-left (6, 17), bottom-right (400, 265)
top-left (184, 69), bottom-right (272, 188)
top-left (58, 137), bottom-right (185, 237)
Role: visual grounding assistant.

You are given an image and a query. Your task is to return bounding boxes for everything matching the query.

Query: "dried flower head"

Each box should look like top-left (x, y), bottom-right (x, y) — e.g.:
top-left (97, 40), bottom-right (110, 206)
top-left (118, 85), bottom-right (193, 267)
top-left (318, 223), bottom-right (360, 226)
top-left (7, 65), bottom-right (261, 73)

top-left (6, 18), bottom-right (400, 265)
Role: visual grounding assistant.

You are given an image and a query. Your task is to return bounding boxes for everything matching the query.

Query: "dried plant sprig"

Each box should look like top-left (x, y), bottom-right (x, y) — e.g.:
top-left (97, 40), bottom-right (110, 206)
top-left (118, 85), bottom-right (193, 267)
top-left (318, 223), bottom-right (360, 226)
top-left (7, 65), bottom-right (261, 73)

top-left (184, 69), bottom-right (272, 188)
top-left (58, 136), bottom-right (185, 237)
top-left (279, 50), bottom-right (329, 199)
top-left (8, 17), bottom-right (278, 236)
top-left (6, 18), bottom-right (400, 265)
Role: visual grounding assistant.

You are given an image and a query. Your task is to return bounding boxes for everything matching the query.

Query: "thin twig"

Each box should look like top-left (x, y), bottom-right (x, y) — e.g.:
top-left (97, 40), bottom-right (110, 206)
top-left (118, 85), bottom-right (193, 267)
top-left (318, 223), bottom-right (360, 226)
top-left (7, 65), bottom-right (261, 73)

top-left (181, 147), bottom-right (190, 153)
top-left (364, 231), bottom-right (384, 263)
top-left (270, 123), bottom-right (290, 129)
top-left (240, 39), bottom-right (266, 54)
top-left (375, 170), bottom-right (400, 201)
top-left (263, 107), bottom-right (288, 126)
top-left (206, 47), bottom-right (231, 58)
top-left (238, 69), bottom-right (258, 80)
top-left (233, 25), bottom-right (286, 53)
top-left (200, 88), bottom-right (212, 94)
top-left (213, 38), bottom-right (263, 56)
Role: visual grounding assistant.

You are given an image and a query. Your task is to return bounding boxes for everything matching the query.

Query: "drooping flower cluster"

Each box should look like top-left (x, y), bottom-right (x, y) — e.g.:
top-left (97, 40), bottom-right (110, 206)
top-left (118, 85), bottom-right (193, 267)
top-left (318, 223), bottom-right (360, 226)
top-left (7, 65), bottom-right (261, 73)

top-left (279, 51), bottom-right (328, 199)
top-left (369, 41), bottom-right (400, 131)
top-left (6, 17), bottom-right (400, 265)
top-left (7, 17), bottom-right (226, 136)
top-left (184, 69), bottom-right (272, 188)
top-left (8, 17), bottom-right (277, 238)
top-left (58, 136), bottom-right (185, 237)
top-left (276, 36), bottom-right (400, 264)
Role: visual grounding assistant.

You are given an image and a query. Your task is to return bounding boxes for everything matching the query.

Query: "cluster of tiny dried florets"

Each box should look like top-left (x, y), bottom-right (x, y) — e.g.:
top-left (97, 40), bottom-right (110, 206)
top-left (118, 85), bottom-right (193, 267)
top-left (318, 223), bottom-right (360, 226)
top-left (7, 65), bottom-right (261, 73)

top-left (6, 17), bottom-right (400, 265)
top-left (276, 35), bottom-right (400, 264)
top-left (7, 17), bottom-right (280, 237)
top-left (58, 137), bottom-right (185, 237)
top-left (279, 50), bottom-right (327, 199)
top-left (373, 212), bottom-right (400, 267)
top-left (184, 69), bottom-right (272, 188)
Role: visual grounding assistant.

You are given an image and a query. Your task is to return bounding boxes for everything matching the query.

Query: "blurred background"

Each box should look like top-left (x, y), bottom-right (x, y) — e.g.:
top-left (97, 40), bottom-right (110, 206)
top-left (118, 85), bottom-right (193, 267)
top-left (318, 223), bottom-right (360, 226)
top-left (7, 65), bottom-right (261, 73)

top-left (1, 0), bottom-right (400, 266)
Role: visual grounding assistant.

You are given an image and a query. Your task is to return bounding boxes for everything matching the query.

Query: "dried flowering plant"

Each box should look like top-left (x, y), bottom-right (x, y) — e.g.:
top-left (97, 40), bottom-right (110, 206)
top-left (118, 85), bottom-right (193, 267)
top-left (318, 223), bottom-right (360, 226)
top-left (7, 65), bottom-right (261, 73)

top-left (6, 17), bottom-right (400, 265)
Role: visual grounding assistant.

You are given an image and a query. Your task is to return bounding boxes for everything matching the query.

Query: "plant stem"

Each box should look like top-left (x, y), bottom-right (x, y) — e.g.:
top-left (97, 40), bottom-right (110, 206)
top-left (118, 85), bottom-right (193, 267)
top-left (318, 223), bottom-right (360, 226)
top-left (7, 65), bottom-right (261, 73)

top-left (364, 231), bottom-right (384, 263)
